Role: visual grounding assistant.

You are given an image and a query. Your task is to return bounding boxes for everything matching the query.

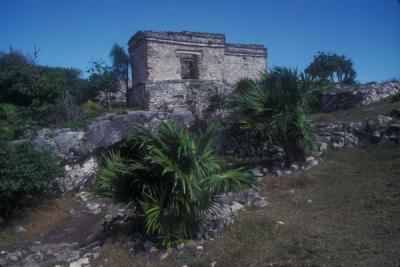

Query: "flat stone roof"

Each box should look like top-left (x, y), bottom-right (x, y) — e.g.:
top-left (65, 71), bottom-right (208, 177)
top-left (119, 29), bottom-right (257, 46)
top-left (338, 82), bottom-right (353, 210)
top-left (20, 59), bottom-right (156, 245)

top-left (128, 31), bottom-right (267, 55)
top-left (225, 43), bottom-right (267, 56)
top-left (129, 30), bottom-right (226, 48)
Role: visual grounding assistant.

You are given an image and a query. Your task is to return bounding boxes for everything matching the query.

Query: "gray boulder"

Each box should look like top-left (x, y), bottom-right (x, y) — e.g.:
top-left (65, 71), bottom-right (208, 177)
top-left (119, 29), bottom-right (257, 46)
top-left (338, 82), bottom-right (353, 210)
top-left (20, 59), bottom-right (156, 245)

top-left (34, 110), bottom-right (195, 164)
top-left (33, 109), bottom-right (195, 192)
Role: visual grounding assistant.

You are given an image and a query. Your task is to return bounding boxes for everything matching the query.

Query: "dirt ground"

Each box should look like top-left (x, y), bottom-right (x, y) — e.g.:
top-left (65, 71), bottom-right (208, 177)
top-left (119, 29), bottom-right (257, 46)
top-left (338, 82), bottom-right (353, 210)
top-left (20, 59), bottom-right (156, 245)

top-left (1, 146), bottom-right (399, 267)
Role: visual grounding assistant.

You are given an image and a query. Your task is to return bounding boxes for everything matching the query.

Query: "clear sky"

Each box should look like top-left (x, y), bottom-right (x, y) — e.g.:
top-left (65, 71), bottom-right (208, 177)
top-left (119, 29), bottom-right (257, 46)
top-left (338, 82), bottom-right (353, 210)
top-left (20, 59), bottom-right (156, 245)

top-left (1, 0), bottom-right (399, 82)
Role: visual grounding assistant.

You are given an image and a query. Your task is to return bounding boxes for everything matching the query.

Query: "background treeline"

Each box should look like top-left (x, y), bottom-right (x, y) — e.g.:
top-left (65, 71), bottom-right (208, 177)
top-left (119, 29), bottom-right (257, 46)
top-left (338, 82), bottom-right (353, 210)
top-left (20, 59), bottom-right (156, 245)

top-left (0, 44), bottom-right (130, 220)
top-left (0, 45), bottom-right (130, 141)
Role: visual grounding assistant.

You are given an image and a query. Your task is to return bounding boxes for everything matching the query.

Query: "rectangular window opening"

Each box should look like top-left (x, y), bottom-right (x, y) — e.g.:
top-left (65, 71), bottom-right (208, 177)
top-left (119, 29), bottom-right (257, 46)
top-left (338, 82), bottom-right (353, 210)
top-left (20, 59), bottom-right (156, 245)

top-left (180, 54), bottom-right (199, 80)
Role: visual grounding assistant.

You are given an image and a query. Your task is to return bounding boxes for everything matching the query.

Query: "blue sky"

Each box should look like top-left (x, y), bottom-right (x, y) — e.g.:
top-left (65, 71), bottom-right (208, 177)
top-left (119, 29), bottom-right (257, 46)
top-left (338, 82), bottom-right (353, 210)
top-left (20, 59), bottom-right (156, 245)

top-left (1, 0), bottom-right (399, 82)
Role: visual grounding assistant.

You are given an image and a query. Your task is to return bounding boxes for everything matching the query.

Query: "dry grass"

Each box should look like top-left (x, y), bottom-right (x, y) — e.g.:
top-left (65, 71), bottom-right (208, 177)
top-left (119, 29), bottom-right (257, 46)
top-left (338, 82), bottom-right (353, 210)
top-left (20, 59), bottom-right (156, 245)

top-left (1, 146), bottom-right (398, 266)
top-left (94, 146), bottom-right (400, 266)
top-left (312, 100), bottom-right (400, 123)
top-left (0, 196), bottom-right (76, 250)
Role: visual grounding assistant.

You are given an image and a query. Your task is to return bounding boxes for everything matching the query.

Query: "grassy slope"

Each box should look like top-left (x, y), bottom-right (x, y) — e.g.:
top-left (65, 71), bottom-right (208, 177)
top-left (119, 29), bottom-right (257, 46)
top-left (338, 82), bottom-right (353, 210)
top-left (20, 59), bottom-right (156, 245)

top-left (312, 100), bottom-right (399, 123)
top-left (93, 146), bottom-right (400, 266)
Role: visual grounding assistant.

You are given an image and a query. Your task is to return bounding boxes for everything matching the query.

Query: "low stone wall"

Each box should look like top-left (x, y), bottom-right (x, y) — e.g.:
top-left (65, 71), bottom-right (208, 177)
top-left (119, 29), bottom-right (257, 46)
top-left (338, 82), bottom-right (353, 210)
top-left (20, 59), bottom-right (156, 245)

top-left (132, 80), bottom-right (232, 114)
top-left (33, 109), bottom-right (194, 192)
top-left (321, 82), bottom-right (400, 112)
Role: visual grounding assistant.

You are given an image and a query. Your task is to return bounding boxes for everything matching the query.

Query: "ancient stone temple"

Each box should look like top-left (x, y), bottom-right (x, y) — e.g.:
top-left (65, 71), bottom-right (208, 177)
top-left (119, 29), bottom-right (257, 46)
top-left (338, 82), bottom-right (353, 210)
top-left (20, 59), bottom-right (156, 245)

top-left (127, 31), bottom-right (267, 111)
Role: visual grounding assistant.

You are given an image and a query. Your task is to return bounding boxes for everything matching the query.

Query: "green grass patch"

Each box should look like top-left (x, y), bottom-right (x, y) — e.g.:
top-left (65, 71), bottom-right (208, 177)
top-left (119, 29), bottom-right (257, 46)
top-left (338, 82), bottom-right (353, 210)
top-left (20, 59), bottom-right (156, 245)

top-left (312, 100), bottom-right (400, 123)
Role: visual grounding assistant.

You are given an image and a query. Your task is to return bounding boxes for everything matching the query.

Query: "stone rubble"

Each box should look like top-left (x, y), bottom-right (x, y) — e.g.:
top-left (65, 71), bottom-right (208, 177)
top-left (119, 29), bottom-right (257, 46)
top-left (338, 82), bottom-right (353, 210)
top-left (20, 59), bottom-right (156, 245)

top-left (69, 256), bottom-right (89, 267)
top-left (314, 115), bottom-right (400, 149)
top-left (321, 82), bottom-right (400, 112)
top-left (14, 225), bottom-right (27, 234)
top-left (254, 199), bottom-right (268, 208)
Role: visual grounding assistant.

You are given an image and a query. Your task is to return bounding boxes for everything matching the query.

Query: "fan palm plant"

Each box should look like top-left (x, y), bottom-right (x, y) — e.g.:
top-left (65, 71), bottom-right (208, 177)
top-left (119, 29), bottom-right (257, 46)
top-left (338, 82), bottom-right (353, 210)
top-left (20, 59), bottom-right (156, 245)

top-left (230, 67), bottom-right (325, 164)
top-left (93, 122), bottom-right (254, 247)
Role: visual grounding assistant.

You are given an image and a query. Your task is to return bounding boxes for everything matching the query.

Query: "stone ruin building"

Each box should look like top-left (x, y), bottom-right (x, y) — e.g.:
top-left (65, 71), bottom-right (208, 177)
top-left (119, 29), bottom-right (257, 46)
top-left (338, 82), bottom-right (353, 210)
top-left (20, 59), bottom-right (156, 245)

top-left (127, 31), bottom-right (267, 112)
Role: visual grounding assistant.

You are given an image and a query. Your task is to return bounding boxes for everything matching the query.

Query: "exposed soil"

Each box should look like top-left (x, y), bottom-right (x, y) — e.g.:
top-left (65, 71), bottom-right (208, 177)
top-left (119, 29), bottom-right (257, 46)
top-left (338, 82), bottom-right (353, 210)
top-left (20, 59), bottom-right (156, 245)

top-left (0, 195), bottom-right (109, 265)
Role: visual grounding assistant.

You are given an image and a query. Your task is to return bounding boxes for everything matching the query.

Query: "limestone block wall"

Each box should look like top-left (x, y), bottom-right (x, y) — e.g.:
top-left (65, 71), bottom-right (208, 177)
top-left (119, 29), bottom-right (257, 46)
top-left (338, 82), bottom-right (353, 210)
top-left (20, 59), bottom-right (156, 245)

top-left (145, 41), bottom-right (225, 82)
top-left (130, 41), bottom-right (147, 83)
top-left (223, 44), bottom-right (267, 85)
top-left (138, 80), bottom-right (221, 112)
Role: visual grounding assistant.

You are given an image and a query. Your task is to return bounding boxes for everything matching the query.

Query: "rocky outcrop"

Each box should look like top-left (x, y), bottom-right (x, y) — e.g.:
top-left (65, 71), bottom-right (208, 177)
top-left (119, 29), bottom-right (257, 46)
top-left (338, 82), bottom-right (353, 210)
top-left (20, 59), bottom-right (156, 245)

top-left (34, 109), bottom-right (194, 164)
top-left (321, 82), bottom-right (400, 112)
top-left (33, 109), bottom-right (195, 192)
top-left (315, 115), bottom-right (400, 149)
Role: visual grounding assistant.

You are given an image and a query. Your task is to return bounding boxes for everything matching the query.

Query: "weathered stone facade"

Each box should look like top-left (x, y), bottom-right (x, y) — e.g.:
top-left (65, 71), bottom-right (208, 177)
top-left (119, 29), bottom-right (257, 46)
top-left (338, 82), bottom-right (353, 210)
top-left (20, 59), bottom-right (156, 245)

top-left (128, 31), bottom-right (267, 111)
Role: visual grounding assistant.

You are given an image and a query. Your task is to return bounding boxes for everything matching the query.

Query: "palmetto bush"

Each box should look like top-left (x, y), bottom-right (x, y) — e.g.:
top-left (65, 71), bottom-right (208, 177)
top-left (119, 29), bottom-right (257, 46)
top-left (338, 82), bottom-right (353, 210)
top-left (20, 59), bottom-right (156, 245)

top-left (231, 67), bottom-right (325, 164)
top-left (93, 122), bottom-right (254, 246)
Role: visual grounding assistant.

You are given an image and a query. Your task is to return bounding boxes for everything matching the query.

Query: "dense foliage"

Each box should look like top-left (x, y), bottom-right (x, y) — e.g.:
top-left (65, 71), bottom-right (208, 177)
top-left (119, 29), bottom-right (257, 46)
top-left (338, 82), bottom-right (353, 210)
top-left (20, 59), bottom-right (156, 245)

top-left (93, 122), bottom-right (255, 246)
top-left (86, 60), bottom-right (119, 109)
top-left (81, 100), bottom-right (103, 117)
top-left (305, 51), bottom-right (356, 84)
top-left (0, 141), bottom-right (63, 218)
top-left (0, 103), bottom-right (36, 141)
top-left (109, 43), bottom-right (130, 102)
top-left (230, 67), bottom-right (324, 164)
top-left (0, 49), bottom-right (89, 124)
top-left (0, 48), bottom-right (126, 138)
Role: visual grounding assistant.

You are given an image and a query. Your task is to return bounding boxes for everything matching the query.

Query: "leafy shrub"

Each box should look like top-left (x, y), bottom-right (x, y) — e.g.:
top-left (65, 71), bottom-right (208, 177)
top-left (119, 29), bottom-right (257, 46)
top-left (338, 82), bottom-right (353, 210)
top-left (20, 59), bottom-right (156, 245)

top-left (0, 141), bottom-right (63, 218)
top-left (93, 122), bottom-right (254, 246)
top-left (234, 77), bottom-right (256, 94)
top-left (391, 92), bottom-right (400, 103)
top-left (365, 81), bottom-right (378, 85)
top-left (206, 92), bottom-right (227, 112)
top-left (86, 60), bottom-right (119, 109)
top-left (0, 103), bottom-right (36, 141)
top-left (230, 67), bottom-right (324, 164)
top-left (82, 100), bottom-right (103, 117)
top-left (0, 49), bottom-right (90, 126)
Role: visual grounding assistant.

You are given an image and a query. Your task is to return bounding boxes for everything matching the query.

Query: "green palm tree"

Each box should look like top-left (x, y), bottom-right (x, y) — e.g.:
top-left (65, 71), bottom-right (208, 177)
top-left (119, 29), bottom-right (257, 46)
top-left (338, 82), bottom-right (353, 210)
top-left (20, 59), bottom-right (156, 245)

top-left (231, 67), bottom-right (325, 164)
top-left (93, 122), bottom-right (254, 246)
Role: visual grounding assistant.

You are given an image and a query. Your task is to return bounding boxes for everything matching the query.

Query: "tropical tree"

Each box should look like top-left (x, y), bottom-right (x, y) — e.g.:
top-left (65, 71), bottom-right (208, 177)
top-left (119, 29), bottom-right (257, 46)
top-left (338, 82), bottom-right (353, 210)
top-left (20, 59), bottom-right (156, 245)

top-left (87, 60), bottom-right (118, 109)
top-left (230, 67), bottom-right (325, 164)
top-left (93, 122), bottom-right (255, 246)
top-left (109, 44), bottom-right (130, 104)
top-left (305, 51), bottom-right (356, 84)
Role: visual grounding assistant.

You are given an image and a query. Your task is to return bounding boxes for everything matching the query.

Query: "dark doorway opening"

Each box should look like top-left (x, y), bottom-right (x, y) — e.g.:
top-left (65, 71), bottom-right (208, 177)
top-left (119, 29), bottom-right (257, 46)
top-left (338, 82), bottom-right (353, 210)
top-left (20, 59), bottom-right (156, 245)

top-left (180, 54), bottom-right (199, 79)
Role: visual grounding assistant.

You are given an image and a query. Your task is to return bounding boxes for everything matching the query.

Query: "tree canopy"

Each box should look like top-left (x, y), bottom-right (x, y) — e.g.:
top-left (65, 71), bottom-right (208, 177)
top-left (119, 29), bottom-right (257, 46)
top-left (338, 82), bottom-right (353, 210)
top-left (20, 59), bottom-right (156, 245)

top-left (305, 52), bottom-right (356, 84)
